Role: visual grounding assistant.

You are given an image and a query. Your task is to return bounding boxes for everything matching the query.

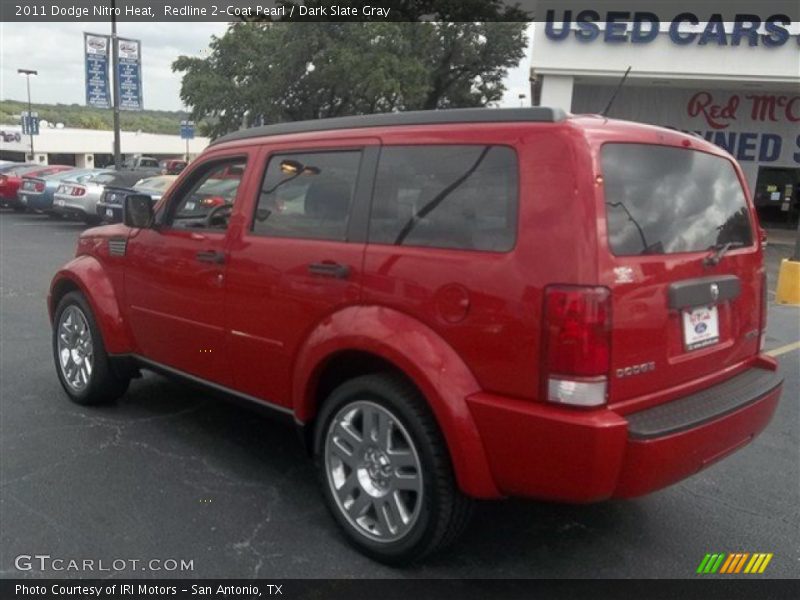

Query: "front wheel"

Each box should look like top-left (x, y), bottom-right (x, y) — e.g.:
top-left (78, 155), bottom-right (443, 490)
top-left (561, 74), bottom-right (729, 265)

top-left (314, 373), bottom-right (473, 564)
top-left (52, 291), bottom-right (130, 405)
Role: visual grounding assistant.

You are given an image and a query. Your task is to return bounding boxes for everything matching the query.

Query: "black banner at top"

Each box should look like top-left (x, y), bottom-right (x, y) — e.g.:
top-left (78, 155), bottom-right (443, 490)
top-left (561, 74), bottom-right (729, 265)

top-left (2, 0), bottom-right (800, 22)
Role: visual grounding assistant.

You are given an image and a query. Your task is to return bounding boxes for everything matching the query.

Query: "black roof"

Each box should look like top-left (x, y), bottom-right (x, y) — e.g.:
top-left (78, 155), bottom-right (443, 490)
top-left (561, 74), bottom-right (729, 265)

top-left (211, 107), bottom-right (567, 146)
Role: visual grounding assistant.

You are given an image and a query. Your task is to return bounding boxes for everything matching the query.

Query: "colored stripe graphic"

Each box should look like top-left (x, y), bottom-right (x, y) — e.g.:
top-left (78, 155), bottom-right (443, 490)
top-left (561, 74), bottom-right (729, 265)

top-left (697, 554), bottom-right (712, 574)
top-left (697, 553), bottom-right (727, 573)
top-left (734, 553), bottom-right (749, 573)
top-left (710, 554), bottom-right (725, 573)
top-left (758, 554), bottom-right (773, 573)
top-left (719, 554), bottom-right (736, 573)
top-left (700, 553), bottom-right (773, 574)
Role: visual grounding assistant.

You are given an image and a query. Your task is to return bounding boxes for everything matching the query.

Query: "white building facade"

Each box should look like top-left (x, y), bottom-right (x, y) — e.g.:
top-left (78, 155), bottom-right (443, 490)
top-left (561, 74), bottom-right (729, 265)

top-left (0, 124), bottom-right (210, 168)
top-left (531, 5), bottom-right (800, 216)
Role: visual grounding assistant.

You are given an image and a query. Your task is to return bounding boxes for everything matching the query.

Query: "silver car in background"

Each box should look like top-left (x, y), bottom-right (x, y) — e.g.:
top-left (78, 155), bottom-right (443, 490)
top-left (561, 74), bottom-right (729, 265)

top-left (51, 169), bottom-right (154, 224)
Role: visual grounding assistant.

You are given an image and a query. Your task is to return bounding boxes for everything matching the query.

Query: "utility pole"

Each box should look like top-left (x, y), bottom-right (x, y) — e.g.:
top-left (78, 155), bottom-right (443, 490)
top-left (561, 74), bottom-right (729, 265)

top-left (17, 68), bottom-right (38, 160)
top-left (111, 0), bottom-right (121, 169)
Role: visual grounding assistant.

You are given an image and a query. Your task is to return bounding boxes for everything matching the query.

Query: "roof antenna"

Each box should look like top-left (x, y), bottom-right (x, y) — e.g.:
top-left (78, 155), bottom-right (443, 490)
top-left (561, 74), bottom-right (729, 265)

top-left (601, 66), bottom-right (632, 117)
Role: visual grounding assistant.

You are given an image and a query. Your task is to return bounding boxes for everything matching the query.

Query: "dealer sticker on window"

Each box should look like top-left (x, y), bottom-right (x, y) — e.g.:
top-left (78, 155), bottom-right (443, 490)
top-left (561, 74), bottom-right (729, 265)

top-left (682, 305), bottom-right (720, 351)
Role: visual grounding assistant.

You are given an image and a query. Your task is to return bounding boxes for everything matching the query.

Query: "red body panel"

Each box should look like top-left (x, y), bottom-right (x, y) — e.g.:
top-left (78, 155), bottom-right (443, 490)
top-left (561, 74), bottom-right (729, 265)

top-left (48, 114), bottom-right (781, 501)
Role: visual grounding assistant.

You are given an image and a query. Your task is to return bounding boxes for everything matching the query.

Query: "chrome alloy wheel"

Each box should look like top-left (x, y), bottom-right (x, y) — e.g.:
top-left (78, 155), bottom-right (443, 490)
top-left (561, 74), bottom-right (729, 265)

top-left (57, 305), bottom-right (94, 392)
top-left (325, 401), bottom-right (423, 543)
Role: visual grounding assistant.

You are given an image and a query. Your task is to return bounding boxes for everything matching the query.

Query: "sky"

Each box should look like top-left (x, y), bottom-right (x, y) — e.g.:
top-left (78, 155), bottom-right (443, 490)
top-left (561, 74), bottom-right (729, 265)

top-left (0, 22), bottom-right (534, 112)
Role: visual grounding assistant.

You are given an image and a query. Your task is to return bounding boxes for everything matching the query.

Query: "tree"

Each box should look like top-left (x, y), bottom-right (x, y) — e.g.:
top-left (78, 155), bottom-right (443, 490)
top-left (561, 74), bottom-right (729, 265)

top-left (173, 21), bottom-right (527, 138)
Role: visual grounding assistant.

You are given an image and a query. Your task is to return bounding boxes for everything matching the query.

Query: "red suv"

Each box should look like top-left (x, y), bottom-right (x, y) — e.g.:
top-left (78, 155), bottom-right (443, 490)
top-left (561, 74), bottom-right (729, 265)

top-left (48, 108), bottom-right (783, 563)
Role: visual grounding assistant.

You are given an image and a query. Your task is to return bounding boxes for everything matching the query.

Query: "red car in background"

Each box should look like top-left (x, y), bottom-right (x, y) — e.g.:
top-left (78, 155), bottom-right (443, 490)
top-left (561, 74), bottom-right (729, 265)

top-left (1, 164), bottom-right (73, 211)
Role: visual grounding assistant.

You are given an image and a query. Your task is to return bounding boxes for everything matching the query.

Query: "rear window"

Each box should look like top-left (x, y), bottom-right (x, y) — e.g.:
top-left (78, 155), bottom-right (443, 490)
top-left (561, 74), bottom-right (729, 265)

top-left (602, 144), bottom-right (753, 255)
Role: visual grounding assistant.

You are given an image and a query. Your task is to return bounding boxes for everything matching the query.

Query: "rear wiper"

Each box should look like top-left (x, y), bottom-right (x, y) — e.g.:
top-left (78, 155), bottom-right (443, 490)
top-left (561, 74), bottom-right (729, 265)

top-left (703, 241), bottom-right (743, 267)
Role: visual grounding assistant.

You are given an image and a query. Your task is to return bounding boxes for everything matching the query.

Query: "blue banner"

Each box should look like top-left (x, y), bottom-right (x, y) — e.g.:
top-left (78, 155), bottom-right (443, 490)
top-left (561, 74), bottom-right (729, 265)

top-left (20, 112), bottom-right (39, 136)
top-left (84, 33), bottom-right (111, 109)
top-left (116, 37), bottom-right (143, 111)
top-left (180, 120), bottom-right (195, 139)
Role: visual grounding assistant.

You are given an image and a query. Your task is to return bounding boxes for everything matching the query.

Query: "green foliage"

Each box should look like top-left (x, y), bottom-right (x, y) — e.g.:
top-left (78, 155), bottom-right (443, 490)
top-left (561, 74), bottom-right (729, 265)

top-left (0, 99), bottom-right (195, 135)
top-left (173, 22), bottom-right (528, 138)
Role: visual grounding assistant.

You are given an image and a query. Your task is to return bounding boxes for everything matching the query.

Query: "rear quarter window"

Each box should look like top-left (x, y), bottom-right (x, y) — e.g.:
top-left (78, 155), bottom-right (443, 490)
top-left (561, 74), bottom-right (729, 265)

top-left (602, 144), bottom-right (753, 255)
top-left (369, 145), bottom-right (518, 252)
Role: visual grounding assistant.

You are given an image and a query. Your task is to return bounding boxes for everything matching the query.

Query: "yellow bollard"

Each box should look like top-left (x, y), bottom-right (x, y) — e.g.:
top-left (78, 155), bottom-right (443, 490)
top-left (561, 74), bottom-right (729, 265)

top-left (775, 259), bottom-right (800, 305)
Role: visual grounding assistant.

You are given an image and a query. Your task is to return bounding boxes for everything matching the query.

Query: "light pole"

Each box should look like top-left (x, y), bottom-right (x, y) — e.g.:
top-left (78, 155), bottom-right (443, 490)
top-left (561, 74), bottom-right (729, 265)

top-left (17, 68), bottom-right (38, 160)
top-left (110, 0), bottom-right (121, 169)
top-left (518, 93), bottom-right (526, 107)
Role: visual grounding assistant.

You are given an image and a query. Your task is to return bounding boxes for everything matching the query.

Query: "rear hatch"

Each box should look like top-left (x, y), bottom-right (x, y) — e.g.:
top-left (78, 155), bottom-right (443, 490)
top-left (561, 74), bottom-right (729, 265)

top-left (597, 143), bottom-right (763, 406)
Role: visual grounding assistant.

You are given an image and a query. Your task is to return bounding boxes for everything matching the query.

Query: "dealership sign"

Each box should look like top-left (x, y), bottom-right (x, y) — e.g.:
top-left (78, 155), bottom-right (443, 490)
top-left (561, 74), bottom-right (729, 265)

top-left (545, 11), bottom-right (800, 46)
top-left (688, 92), bottom-right (800, 129)
top-left (572, 86), bottom-right (800, 168)
top-left (84, 33), bottom-right (111, 108)
top-left (116, 37), bottom-right (143, 110)
top-left (682, 92), bottom-right (800, 165)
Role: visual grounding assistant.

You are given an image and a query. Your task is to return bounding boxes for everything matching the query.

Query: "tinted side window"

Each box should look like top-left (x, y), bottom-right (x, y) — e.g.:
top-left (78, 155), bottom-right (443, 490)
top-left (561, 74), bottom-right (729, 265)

top-left (369, 145), bottom-right (518, 252)
top-left (252, 151), bottom-right (361, 241)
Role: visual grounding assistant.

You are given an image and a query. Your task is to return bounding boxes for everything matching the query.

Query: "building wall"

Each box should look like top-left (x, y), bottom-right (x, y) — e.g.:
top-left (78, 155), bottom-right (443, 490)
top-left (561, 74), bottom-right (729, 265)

top-left (571, 84), bottom-right (800, 190)
top-left (0, 124), bottom-right (210, 159)
top-left (531, 7), bottom-right (800, 87)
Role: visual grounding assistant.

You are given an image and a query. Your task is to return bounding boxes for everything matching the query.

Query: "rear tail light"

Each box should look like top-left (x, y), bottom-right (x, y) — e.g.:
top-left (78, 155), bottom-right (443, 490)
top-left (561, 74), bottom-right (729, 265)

top-left (200, 195), bottom-right (225, 207)
top-left (34, 182), bottom-right (45, 192)
top-left (759, 272), bottom-right (768, 352)
top-left (542, 286), bottom-right (611, 407)
top-left (0, 176), bottom-right (6, 185)
top-left (71, 187), bottom-right (86, 197)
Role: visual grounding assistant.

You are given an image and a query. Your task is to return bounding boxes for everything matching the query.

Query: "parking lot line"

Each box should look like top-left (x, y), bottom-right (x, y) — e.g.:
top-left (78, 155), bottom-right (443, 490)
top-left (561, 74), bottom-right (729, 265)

top-left (766, 341), bottom-right (800, 357)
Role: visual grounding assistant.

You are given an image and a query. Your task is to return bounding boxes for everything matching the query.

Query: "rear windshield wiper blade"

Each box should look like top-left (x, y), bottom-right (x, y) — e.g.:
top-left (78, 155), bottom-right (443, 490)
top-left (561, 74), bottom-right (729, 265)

top-left (703, 241), bottom-right (744, 267)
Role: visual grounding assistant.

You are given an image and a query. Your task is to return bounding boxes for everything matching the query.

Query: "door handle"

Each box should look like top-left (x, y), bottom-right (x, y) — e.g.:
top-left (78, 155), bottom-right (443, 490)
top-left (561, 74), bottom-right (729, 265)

top-left (196, 250), bottom-right (225, 265)
top-left (308, 262), bottom-right (350, 279)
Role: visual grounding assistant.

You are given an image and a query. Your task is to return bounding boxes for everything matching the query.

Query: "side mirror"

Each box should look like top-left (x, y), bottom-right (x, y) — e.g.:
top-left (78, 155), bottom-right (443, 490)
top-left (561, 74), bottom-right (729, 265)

top-left (124, 194), bottom-right (154, 228)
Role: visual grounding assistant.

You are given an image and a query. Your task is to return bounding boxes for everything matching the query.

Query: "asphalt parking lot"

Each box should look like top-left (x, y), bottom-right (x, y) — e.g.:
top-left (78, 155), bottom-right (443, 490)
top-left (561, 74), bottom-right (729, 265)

top-left (0, 209), bottom-right (798, 579)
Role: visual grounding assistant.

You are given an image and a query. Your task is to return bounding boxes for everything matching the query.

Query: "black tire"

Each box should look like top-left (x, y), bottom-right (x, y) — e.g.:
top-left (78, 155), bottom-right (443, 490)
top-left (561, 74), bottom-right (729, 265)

top-left (314, 373), bottom-right (473, 565)
top-left (52, 291), bottom-right (130, 405)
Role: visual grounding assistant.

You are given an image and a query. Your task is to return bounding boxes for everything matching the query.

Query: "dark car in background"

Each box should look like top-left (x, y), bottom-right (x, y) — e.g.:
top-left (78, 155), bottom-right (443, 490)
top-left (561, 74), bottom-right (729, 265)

top-left (17, 168), bottom-right (102, 216)
top-left (1, 164), bottom-right (73, 211)
top-left (98, 175), bottom-right (177, 223)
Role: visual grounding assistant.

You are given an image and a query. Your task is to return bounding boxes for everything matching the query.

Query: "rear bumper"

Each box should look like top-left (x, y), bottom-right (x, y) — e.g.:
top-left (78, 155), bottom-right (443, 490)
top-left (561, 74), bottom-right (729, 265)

top-left (17, 192), bottom-right (50, 211)
top-left (1, 193), bottom-right (22, 208)
top-left (466, 361), bottom-right (782, 502)
top-left (52, 197), bottom-right (91, 219)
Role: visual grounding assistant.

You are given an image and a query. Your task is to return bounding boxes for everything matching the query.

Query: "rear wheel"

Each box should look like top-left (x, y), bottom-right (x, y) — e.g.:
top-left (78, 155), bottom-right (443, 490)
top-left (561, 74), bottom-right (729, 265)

top-left (315, 373), bottom-right (473, 564)
top-left (52, 291), bottom-right (129, 405)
